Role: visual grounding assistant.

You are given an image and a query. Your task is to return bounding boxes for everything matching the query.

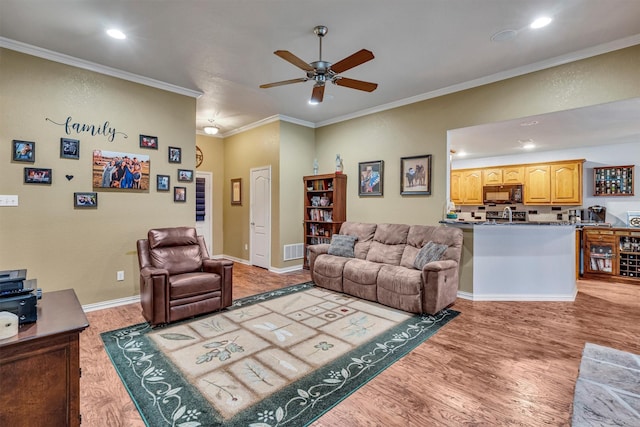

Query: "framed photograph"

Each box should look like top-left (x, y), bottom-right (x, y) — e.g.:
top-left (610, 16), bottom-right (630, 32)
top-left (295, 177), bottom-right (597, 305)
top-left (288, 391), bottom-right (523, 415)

top-left (60, 138), bottom-right (80, 159)
top-left (74, 192), bottom-right (97, 208)
top-left (400, 154), bottom-right (432, 196)
top-left (231, 178), bottom-right (242, 205)
top-left (168, 146), bottom-right (181, 163)
top-left (12, 140), bottom-right (35, 163)
top-left (24, 167), bottom-right (52, 184)
top-left (157, 174), bottom-right (170, 191)
top-left (92, 150), bottom-right (150, 191)
top-left (178, 169), bottom-right (193, 182)
top-left (139, 134), bottom-right (158, 149)
top-left (174, 186), bottom-right (186, 202)
top-left (359, 160), bottom-right (384, 196)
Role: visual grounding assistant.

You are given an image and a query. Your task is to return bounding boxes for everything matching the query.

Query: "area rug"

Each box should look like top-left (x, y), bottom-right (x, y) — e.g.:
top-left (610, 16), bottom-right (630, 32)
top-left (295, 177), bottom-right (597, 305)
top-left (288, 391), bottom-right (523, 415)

top-left (101, 282), bottom-right (459, 426)
top-left (572, 342), bottom-right (640, 426)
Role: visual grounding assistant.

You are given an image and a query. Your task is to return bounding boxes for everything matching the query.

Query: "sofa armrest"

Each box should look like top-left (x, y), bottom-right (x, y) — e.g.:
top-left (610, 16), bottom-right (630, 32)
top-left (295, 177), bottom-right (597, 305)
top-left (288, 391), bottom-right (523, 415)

top-left (421, 259), bottom-right (460, 315)
top-left (203, 259), bottom-right (234, 308)
top-left (422, 259), bottom-right (457, 272)
top-left (307, 244), bottom-right (330, 281)
top-left (139, 266), bottom-right (170, 325)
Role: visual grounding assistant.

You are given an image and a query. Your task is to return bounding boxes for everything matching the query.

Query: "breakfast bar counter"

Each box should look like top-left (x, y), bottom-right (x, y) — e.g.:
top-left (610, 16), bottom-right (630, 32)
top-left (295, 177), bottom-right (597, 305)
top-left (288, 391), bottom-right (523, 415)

top-left (441, 221), bottom-right (577, 301)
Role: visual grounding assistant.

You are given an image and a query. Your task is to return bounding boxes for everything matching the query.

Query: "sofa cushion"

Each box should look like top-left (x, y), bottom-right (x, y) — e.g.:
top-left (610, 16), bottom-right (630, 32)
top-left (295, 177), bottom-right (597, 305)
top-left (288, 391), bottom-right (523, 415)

top-left (373, 223), bottom-right (410, 245)
top-left (313, 254), bottom-right (351, 292)
top-left (343, 258), bottom-right (382, 302)
top-left (376, 265), bottom-right (423, 313)
top-left (327, 234), bottom-right (357, 258)
top-left (413, 241), bottom-right (448, 270)
top-left (366, 242), bottom-right (405, 265)
top-left (340, 222), bottom-right (377, 259)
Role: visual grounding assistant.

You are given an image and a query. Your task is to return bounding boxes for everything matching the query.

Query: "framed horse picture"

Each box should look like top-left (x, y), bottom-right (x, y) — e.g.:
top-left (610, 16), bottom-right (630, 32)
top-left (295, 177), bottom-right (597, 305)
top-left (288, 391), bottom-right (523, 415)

top-left (400, 154), bottom-right (431, 195)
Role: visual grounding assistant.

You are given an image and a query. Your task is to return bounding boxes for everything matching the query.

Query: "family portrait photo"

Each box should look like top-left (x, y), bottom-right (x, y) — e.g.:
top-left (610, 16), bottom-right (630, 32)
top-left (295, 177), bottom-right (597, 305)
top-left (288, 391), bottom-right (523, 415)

top-left (168, 146), bottom-right (181, 163)
top-left (139, 134), bottom-right (158, 149)
top-left (74, 192), bottom-right (97, 208)
top-left (60, 138), bottom-right (80, 159)
top-left (157, 174), bottom-right (170, 191)
top-left (92, 150), bottom-right (150, 191)
top-left (24, 167), bottom-right (52, 184)
top-left (12, 140), bottom-right (35, 162)
top-left (178, 169), bottom-right (193, 182)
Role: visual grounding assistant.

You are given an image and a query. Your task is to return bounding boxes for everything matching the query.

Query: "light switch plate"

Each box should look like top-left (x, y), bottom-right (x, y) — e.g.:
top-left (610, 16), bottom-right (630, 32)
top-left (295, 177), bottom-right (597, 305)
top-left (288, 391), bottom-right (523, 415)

top-left (0, 195), bottom-right (19, 206)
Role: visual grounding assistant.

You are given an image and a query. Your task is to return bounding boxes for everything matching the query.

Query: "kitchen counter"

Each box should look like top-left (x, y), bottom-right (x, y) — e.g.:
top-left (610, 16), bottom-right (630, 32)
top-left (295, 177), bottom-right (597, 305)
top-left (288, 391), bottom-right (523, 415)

top-left (440, 220), bottom-right (577, 301)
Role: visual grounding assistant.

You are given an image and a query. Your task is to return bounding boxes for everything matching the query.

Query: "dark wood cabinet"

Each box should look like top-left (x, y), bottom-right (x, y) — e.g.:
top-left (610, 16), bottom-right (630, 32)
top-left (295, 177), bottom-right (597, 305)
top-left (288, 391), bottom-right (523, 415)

top-left (0, 289), bottom-right (89, 427)
top-left (593, 165), bottom-right (634, 196)
top-left (303, 173), bottom-right (347, 269)
top-left (582, 227), bottom-right (640, 284)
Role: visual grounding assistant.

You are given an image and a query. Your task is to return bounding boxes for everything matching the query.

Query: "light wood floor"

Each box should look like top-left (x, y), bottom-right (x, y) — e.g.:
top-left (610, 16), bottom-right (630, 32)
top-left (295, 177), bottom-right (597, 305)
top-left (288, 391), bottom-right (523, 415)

top-left (80, 263), bottom-right (640, 426)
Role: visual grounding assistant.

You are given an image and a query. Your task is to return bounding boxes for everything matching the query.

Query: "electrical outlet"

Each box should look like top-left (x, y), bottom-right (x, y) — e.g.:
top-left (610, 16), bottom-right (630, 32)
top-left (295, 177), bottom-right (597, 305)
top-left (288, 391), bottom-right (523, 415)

top-left (244, 244), bottom-right (248, 250)
top-left (117, 271), bottom-right (125, 281)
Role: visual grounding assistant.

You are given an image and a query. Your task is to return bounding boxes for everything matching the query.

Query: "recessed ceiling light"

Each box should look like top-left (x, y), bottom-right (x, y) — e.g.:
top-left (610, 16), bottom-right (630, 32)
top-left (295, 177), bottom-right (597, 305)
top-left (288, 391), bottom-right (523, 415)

top-left (308, 100), bottom-right (319, 105)
top-left (519, 120), bottom-right (539, 127)
top-left (457, 151), bottom-right (467, 157)
top-left (530, 17), bottom-right (552, 29)
top-left (491, 29), bottom-right (518, 42)
top-left (106, 29), bottom-right (126, 40)
top-left (518, 139), bottom-right (536, 150)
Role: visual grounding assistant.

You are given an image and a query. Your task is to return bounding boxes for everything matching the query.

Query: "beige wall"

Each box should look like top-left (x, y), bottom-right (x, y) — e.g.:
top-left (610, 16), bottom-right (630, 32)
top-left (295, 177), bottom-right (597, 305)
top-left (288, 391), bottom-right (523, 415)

top-left (0, 49), bottom-right (196, 305)
top-left (196, 134), bottom-right (224, 255)
top-left (222, 121), bottom-right (280, 261)
top-left (278, 121), bottom-right (315, 269)
top-left (315, 45), bottom-right (640, 228)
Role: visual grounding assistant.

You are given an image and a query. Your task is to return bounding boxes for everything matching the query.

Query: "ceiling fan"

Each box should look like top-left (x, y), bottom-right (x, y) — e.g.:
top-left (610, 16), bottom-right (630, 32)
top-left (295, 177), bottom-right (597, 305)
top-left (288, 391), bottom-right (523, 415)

top-left (260, 25), bottom-right (378, 103)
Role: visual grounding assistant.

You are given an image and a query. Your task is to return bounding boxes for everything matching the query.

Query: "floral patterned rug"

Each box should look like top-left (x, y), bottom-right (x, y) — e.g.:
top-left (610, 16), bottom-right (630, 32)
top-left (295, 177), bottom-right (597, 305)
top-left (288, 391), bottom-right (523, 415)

top-left (101, 282), bottom-right (459, 426)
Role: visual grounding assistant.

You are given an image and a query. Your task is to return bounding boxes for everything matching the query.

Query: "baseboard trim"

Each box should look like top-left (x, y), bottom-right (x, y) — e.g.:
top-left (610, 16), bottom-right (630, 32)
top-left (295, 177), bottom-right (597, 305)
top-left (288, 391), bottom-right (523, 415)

top-left (269, 265), bottom-right (304, 274)
top-left (82, 295), bottom-right (140, 312)
top-left (214, 254), bottom-right (303, 274)
top-left (457, 291), bottom-right (474, 300)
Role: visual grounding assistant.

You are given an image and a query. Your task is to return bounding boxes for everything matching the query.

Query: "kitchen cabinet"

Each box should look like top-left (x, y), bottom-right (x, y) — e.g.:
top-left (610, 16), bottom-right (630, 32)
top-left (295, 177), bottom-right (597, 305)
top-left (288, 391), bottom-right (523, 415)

top-left (524, 165), bottom-right (551, 204)
top-left (582, 227), bottom-right (640, 284)
top-left (303, 173), bottom-right (346, 269)
top-left (450, 169), bottom-right (482, 205)
top-left (551, 162), bottom-right (582, 205)
top-left (482, 168), bottom-right (502, 185)
top-left (503, 166), bottom-right (524, 184)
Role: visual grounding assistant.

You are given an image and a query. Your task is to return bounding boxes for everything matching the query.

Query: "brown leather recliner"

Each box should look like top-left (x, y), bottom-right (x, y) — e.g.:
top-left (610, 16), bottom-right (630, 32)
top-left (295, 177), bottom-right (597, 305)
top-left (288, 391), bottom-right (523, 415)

top-left (136, 227), bottom-right (233, 326)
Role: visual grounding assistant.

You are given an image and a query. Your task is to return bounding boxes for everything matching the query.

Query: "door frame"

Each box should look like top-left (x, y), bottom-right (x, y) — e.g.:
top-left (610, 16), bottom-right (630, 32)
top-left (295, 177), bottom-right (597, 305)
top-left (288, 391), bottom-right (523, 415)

top-left (195, 171), bottom-right (213, 254)
top-left (249, 165), bottom-right (271, 268)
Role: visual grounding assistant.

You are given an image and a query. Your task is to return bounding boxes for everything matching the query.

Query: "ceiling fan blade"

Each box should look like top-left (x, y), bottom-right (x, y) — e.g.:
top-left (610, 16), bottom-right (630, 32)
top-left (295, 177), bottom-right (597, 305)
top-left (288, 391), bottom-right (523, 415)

top-left (311, 84), bottom-right (325, 103)
top-left (260, 77), bottom-right (308, 89)
top-left (334, 77), bottom-right (378, 92)
top-left (330, 49), bottom-right (375, 74)
top-left (274, 50), bottom-right (314, 72)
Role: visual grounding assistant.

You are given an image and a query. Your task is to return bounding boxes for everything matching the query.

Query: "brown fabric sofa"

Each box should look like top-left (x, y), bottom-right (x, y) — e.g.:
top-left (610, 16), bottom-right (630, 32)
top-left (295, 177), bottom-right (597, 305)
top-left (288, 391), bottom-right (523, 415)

top-left (307, 222), bottom-right (463, 315)
top-left (137, 227), bottom-right (233, 326)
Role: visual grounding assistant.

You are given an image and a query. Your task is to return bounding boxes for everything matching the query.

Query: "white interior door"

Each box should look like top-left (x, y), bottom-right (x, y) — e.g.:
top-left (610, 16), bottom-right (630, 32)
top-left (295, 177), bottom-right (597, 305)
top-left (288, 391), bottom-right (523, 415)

top-left (195, 172), bottom-right (213, 254)
top-left (250, 166), bottom-right (271, 268)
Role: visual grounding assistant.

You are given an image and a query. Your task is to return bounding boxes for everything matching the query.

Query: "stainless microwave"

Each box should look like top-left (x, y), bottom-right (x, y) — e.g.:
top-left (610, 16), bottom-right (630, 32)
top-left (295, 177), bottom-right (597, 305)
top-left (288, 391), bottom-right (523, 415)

top-left (483, 184), bottom-right (523, 204)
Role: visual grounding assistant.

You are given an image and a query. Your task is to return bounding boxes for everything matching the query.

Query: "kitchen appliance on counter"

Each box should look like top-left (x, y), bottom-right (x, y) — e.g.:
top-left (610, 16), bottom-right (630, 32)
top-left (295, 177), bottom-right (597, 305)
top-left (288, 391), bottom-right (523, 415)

top-left (584, 205), bottom-right (607, 223)
top-left (482, 184), bottom-right (523, 204)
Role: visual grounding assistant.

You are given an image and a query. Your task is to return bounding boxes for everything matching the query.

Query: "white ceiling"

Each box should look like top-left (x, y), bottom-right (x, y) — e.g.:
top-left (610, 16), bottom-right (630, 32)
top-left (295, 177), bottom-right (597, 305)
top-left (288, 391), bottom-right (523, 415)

top-left (1, 0), bottom-right (640, 141)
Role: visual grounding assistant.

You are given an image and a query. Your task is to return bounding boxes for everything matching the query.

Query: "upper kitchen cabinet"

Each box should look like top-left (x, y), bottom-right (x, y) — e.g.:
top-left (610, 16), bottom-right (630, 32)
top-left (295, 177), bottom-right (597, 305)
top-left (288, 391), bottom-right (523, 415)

top-left (502, 166), bottom-right (524, 184)
top-left (524, 165), bottom-right (551, 204)
top-left (451, 169), bottom-right (482, 205)
top-left (551, 161), bottom-right (583, 205)
top-left (482, 168), bottom-right (502, 185)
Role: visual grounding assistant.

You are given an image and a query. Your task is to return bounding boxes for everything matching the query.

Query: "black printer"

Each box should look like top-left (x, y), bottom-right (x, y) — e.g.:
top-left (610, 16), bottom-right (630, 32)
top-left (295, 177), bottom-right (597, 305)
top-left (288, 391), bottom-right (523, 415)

top-left (0, 269), bottom-right (38, 324)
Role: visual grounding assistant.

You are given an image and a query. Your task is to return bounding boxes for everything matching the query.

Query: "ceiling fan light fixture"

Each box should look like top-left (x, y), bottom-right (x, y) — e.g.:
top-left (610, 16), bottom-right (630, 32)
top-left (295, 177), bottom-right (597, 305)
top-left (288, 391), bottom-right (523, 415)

top-left (204, 125), bottom-right (219, 135)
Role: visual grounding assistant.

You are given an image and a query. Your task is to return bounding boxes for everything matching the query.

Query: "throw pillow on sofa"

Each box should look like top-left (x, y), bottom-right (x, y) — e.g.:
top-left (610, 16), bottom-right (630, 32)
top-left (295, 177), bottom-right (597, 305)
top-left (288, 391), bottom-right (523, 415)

top-left (414, 241), bottom-right (448, 269)
top-left (327, 234), bottom-right (358, 258)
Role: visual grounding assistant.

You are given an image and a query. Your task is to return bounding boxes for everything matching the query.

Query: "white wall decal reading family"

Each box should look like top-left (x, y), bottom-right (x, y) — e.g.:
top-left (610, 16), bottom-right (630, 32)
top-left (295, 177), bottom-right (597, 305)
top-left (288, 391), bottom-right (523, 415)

top-left (45, 116), bottom-right (128, 142)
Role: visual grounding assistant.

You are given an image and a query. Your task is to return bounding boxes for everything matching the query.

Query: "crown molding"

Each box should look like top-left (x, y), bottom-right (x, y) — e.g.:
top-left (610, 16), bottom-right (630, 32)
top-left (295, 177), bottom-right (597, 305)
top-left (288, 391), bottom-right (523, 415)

top-left (220, 114), bottom-right (315, 138)
top-left (0, 37), bottom-right (204, 99)
top-left (315, 34), bottom-right (640, 128)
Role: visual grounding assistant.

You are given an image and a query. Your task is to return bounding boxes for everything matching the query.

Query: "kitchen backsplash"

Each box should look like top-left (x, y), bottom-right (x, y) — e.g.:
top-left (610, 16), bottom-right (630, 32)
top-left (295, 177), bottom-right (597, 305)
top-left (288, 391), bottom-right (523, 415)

top-left (454, 204), bottom-right (577, 222)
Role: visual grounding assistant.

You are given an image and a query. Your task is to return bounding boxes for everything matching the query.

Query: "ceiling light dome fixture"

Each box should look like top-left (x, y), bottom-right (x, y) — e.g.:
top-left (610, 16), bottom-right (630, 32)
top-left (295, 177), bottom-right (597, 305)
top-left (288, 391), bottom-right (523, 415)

top-left (530, 16), bottom-right (552, 29)
top-left (203, 118), bottom-right (219, 135)
top-left (106, 29), bottom-right (126, 40)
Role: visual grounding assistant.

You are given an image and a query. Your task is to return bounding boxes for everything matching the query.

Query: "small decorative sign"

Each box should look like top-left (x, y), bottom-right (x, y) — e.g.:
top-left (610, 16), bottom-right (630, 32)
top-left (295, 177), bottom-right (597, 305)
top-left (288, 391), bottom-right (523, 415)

top-left (46, 116), bottom-right (128, 142)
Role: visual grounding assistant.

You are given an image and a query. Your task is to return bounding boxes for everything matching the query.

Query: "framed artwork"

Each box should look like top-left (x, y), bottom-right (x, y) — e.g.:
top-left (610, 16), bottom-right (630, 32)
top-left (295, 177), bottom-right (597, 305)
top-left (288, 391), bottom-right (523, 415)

top-left (60, 138), bottom-right (80, 159)
top-left (231, 178), bottom-right (242, 205)
top-left (174, 186), bottom-right (186, 202)
top-left (74, 192), bottom-right (97, 208)
top-left (157, 174), bottom-right (170, 191)
top-left (24, 167), bottom-right (52, 184)
top-left (139, 134), bottom-right (158, 149)
top-left (92, 150), bottom-right (150, 190)
top-left (358, 160), bottom-right (384, 196)
top-left (168, 146), bottom-right (181, 163)
top-left (12, 140), bottom-right (35, 162)
top-left (178, 169), bottom-right (193, 182)
top-left (400, 154), bottom-right (432, 196)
